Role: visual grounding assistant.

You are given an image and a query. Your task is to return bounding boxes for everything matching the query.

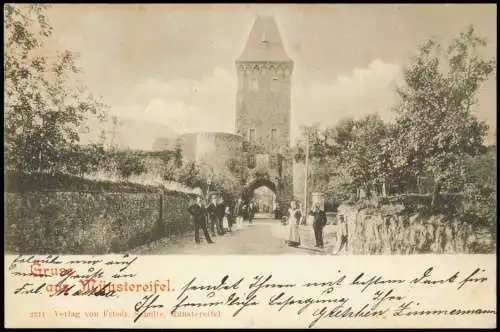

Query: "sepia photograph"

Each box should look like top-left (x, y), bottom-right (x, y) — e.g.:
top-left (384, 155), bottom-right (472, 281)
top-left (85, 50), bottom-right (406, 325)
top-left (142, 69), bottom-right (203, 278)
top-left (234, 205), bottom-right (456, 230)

top-left (4, 3), bottom-right (496, 257)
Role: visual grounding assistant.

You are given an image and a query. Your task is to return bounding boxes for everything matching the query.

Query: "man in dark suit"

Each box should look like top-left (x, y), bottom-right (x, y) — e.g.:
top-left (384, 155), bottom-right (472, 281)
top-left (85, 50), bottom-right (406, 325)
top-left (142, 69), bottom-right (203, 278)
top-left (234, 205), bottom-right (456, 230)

top-left (206, 196), bottom-right (218, 237)
top-left (242, 204), bottom-right (248, 221)
top-left (248, 201), bottom-right (256, 223)
top-left (216, 197), bottom-right (226, 235)
top-left (273, 201), bottom-right (280, 220)
top-left (310, 202), bottom-right (327, 248)
top-left (188, 196), bottom-right (214, 244)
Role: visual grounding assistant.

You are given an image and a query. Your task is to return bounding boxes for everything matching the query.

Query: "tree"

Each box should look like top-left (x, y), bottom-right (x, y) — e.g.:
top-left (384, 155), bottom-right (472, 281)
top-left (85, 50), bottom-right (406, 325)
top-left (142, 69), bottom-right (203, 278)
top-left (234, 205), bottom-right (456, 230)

top-left (393, 26), bottom-right (494, 206)
top-left (293, 123), bottom-right (336, 163)
top-left (159, 143), bottom-right (184, 181)
top-left (173, 161), bottom-right (205, 189)
top-left (293, 118), bottom-right (393, 201)
top-left (212, 168), bottom-right (241, 198)
top-left (225, 157), bottom-right (249, 185)
top-left (326, 114), bottom-right (392, 198)
top-left (319, 119), bottom-right (358, 201)
top-left (108, 116), bottom-right (122, 149)
top-left (326, 165), bottom-right (356, 203)
top-left (173, 141), bottom-right (183, 168)
top-left (115, 153), bottom-right (147, 181)
top-left (4, 4), bottom-right (107, 175)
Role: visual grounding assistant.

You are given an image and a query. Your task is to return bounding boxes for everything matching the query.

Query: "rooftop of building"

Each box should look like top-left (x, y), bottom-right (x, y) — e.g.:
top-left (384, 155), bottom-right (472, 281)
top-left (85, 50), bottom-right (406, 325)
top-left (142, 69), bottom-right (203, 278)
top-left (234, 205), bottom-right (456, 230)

top-left (237, 15), bottom-right (292, 63)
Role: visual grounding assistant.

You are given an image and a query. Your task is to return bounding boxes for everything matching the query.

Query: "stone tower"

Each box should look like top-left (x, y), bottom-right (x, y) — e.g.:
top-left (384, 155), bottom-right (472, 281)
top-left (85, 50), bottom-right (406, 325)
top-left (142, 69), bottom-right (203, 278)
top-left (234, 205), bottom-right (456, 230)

top-left (235, 15), bottom-right (293, 150)
top-left (236, 15), bottom-right (294, 212)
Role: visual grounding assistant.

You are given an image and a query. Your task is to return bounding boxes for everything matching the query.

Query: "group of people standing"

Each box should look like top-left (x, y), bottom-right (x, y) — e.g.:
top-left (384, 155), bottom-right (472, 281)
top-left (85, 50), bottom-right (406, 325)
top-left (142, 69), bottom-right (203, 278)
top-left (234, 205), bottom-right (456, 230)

top-left (233, 198), bottom-right (257, 224)
top-left (284, 200), bottom-right (351, 254)
top-left (187, 195), bottom-right (257, 244)
top-left (189, 194), bottom-right (334, 251)
top-left (284, 200), bottom-right (328, 249)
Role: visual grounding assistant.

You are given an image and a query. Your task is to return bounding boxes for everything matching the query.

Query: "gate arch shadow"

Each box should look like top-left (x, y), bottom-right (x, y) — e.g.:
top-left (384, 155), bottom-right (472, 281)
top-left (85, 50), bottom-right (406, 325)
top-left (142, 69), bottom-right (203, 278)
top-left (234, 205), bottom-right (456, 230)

top-left (241, 178), bottom-right (277, 201)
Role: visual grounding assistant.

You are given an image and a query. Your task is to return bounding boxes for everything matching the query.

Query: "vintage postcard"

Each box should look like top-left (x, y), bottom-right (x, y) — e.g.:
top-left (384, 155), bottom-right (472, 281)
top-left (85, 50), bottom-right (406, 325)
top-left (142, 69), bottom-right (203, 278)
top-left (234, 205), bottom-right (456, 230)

top-left (4, 3), bottom-right (497, 329)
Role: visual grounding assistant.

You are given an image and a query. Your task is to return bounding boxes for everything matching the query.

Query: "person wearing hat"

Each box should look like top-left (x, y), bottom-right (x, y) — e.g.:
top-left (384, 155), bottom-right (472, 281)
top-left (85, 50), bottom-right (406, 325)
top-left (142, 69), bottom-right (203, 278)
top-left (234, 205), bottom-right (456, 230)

top-left (188, 195), bottom-right (214, 244)
top-left (273, 201), bottom-right (280, 220)
top-left (247, 200), bottom-right (256, 224)
top-left (309, 202), bottom-right (327, 248)
top-left (334, 214), bottom-right (348, 254)
top-left (206, 195), bottom-right (218, 237)
top-left (216, 196), bottom-right (226, 235)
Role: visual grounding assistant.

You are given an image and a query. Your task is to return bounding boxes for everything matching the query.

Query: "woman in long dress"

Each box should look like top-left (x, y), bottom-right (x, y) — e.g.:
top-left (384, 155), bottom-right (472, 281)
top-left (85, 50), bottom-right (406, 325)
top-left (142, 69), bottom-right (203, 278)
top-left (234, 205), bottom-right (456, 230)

top-left (287, 200), bottom-right (302, 247)
top-left (222, 206), bottom-right (231, 233)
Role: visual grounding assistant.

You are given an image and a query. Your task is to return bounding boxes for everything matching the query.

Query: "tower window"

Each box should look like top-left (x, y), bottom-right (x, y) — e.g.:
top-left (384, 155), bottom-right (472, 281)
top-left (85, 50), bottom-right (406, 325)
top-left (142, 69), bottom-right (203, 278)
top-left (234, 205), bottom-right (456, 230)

top-left (250, 77), bottom-right (258, 90)
top-left (271, 129), bottom-right (277, 141)
top-left (248, 155), bottom-right (256, 169)
top-left (249, 128), bottom-right (256, 142)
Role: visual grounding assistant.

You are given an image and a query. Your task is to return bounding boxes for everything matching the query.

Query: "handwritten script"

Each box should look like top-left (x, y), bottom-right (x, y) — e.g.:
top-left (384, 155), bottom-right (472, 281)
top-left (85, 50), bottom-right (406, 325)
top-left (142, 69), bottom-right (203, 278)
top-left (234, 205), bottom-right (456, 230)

top-left (8, 254), bottom-right (172, 324)
top-left (171, 267), bottom-right (495, 328)
top-left (6, 255), bottom-right (496, 328)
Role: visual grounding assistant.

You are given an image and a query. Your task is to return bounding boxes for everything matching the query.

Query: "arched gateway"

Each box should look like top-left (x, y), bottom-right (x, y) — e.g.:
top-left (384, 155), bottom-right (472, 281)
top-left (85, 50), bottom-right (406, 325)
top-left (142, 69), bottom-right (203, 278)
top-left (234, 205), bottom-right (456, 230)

top-left (241, 178), bottom-right (277, 201)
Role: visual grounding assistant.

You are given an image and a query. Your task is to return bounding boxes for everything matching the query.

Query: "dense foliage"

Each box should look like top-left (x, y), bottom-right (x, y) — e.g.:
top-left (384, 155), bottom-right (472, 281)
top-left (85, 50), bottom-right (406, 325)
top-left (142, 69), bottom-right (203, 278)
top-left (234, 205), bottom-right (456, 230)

top-left (295, 26), bottom-right (495, 226)
top-left (392, 26), bottom-right (494, 206)
top-left (4, 4), bottom-right (108, 175)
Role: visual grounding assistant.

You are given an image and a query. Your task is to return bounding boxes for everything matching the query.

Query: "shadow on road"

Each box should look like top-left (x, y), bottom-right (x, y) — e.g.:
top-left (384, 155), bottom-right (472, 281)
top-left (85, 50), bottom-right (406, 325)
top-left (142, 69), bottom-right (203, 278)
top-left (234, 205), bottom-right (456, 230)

top-left (129, 218), bottom-right (334, 255)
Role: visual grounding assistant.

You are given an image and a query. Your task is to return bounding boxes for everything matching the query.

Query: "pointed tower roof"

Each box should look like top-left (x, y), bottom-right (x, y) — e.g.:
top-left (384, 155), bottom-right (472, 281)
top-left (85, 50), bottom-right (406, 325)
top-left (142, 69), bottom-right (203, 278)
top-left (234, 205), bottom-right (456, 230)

top-left (237, 15), bottom-right (292, 62)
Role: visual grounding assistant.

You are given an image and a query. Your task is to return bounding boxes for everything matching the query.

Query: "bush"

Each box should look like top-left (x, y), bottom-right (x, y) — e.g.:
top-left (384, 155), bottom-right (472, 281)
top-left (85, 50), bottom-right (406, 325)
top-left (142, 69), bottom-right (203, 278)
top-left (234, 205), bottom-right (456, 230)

top-left (115, 153), bottom-right (147, 180)
top-left (173, 161), bottom-right (205, 189)
top-left (455, 148), bottom-right (496, 227)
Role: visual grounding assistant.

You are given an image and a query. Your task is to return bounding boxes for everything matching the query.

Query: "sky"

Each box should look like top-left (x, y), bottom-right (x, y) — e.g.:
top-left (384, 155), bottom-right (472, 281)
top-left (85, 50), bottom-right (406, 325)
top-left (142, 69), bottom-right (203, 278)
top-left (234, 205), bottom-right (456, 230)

top-left (39, 4), bottom-right (496, 149)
